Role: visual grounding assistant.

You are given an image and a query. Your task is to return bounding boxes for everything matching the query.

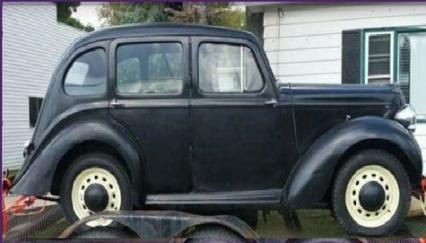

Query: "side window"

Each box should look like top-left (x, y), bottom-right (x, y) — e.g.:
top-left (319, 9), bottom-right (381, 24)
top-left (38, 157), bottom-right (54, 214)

top-left (64, 48), bottom-right (107, 96)
top-left (117, 57), bottom-right (141, 90)
top-left (198, 43), bottom-right (264, 93)
top-left (116, 42), bottom-right (183, 94)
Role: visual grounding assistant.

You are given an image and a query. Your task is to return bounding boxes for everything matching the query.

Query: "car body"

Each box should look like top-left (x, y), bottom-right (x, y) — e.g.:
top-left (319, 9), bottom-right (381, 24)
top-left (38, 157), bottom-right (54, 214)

top-left (11, 23), bottom-right (423, 236)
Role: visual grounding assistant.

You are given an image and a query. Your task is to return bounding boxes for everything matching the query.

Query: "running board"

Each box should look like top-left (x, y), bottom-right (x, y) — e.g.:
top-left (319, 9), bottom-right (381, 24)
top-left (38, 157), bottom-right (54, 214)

top-left (145, 189), bottom-right (282, 205)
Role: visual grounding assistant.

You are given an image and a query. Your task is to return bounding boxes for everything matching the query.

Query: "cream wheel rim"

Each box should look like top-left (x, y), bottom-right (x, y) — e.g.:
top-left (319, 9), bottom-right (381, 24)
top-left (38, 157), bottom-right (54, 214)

top-left (345, 165), bottom-right (400, 228)
top-left (71, 167), bottom-right (121, 227)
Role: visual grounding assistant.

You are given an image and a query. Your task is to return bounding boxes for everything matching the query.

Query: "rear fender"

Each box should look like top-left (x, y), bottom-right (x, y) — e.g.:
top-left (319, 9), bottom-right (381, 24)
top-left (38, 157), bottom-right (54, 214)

top-left (11, 119), bottom-right (144, 205)
top-left (282, 116), bottom-right (423, 209)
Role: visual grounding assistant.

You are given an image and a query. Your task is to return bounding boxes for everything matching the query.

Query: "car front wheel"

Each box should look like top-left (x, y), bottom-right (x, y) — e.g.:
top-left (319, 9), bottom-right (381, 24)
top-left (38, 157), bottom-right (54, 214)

top-left (60, 153), bottom-right (132, 227)
top-left (332, 149), bottom-right (411, 236)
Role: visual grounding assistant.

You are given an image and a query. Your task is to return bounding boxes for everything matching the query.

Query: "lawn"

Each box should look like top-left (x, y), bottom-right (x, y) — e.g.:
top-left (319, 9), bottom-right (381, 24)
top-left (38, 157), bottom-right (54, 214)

top-left (256, 210), bottom-right (426, 238)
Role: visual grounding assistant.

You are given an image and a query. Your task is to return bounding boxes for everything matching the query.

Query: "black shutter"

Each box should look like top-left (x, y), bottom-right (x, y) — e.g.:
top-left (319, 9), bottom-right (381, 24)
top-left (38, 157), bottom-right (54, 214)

top-left (341, 30), bottom-right (362, 84)
top-left (398, 36), bottom-right (411, 103)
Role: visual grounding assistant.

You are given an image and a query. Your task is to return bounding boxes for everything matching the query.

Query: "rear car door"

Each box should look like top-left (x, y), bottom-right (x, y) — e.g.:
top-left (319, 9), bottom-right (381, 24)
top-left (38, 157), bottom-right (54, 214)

top-left (109, 37), bottom-right (191, 193)
top-left (190, 37), bottom-right (287, 192)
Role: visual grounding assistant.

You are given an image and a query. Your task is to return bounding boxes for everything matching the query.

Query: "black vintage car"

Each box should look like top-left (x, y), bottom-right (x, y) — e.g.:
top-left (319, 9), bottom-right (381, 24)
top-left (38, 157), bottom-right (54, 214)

top-left (11, 24), bottom-right (423, 236)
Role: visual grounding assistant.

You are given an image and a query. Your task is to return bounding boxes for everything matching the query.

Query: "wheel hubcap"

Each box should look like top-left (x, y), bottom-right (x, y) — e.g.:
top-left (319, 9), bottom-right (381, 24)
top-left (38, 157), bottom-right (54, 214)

top-left (345, 165), bottom-right (400, 228)
top-left (84, 184), bottom-right (109, 212)
top-left (71, 167), bottom-right (122, 227)
top-left (358, 181), bottom-right (386, 212)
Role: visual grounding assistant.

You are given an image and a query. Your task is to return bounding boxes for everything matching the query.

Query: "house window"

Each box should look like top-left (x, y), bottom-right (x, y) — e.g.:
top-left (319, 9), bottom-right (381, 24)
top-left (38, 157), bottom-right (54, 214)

top-left (342, 27), bottom-right (426, 122)
top-left (365, 32), bottom-right (394, 84)
top-left (29, 97), bottom-right (43, 127)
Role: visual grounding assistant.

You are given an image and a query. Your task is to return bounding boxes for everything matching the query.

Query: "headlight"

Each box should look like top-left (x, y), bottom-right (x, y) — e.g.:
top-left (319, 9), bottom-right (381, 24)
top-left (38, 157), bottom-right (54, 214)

top-left (394, 105), bottom-right (416, 132)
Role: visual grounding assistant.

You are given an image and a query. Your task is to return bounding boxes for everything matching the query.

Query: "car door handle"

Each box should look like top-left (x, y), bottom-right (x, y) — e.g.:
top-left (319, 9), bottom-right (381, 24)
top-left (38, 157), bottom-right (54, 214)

top-left (264, 98), bottom-right (278, 107)
top-left (111, 100), bottom-right (125, 108)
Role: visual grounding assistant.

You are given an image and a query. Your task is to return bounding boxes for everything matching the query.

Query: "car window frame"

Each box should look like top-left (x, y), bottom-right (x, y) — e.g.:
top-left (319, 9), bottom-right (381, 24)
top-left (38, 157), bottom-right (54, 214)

top-left (110, 37), bottom-right (189, 99)
top-left (193, 38), bottom-right (269, 98)
top-left (62, 47), bottom-right (108, 98)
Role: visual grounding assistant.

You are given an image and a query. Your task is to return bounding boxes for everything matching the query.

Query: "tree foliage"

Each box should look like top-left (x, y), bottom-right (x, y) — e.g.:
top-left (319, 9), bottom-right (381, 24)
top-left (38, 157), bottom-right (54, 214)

top-left (204, 3), bottom-right (245, 29)
top-left (57, 2), bottom-right (95, 32)
top-left (99, 3), bottom-right (169, 25)
top-left (98, 2), bottom-right (245, 29)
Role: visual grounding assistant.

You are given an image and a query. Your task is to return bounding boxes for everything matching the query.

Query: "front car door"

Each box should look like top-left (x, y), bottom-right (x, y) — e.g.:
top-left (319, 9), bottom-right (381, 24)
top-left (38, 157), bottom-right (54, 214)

top-left (109, 37), bottom-right (191, 193)
top-left (190, 37), bottom-right (288, 192)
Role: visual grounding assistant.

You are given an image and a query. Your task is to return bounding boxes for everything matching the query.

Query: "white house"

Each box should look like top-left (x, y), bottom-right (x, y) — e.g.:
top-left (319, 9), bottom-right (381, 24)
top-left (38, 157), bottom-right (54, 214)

top-left (2, 2), bottom-right (84, 170)
top-left (246, 3), bottom-right (426, 174)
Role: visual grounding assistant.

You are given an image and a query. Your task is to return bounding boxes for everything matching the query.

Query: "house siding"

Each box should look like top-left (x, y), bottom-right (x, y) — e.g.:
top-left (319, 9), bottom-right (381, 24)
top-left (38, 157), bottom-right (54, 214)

top-left (262, 3), bottom-right (426, 83)
top-left (2, 2), bottom-right (83, 170)
top-left (261, 3), bottom-right (426, 175)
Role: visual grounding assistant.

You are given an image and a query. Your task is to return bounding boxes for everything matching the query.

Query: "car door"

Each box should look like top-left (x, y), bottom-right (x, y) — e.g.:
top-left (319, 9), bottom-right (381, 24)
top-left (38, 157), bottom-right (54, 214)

top-left (109, 37), bottom-right (191, 193)
top-left (190, 37), bottom-right (288, 192)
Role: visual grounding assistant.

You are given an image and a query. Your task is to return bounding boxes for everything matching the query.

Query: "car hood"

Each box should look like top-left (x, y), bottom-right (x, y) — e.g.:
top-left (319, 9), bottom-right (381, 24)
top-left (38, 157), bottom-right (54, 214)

top-left (277, 83), bottom-right (403, 108)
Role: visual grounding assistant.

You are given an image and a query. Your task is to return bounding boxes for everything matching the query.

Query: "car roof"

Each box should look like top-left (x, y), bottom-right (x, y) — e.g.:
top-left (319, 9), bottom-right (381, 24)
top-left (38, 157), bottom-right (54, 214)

top-left (73, 23), bottom-right (259, 48)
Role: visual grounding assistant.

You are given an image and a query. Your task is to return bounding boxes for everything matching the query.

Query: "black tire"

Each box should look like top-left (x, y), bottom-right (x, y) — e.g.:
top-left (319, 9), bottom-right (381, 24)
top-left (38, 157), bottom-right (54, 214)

top-left (60, 153), bottom-right (132, 227)
top-left (186, 225), bottom-right (247, 243)
top-left (332, 149), bottom-right (411, 236)
top-left (72, 226), bottom-right (138, 239)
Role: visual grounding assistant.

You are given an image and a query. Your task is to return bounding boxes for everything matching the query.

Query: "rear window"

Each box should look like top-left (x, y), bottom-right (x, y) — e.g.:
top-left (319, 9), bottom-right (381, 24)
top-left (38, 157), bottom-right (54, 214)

top-left (64, 48), bottom-right (107, 96)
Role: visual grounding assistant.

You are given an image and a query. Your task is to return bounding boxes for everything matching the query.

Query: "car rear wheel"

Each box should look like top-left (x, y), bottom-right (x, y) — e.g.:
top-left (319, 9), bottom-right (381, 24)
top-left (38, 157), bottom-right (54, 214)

top-left (60, 153), bottom-right (132, 227)
top-left (332, 149), bottom-right (411, 236)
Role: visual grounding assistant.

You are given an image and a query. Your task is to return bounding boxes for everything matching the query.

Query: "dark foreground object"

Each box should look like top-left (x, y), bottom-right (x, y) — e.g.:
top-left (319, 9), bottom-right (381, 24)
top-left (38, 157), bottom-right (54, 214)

top-left (3, 205), bottom-right (425, 241)
top-left (60, 210), bottom-right (258, 241)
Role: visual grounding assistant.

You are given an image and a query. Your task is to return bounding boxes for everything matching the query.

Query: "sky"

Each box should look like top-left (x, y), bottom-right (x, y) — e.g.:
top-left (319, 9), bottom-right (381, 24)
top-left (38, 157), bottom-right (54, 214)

top-left (72, 2), bottom-right (104, 29)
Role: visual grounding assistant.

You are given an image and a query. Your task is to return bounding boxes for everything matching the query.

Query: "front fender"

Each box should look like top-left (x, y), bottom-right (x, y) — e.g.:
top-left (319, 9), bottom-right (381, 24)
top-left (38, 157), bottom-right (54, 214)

top-left (282, 116), bottom-right (423, 209)
top-left (11, 118), bottom-right (143, 201)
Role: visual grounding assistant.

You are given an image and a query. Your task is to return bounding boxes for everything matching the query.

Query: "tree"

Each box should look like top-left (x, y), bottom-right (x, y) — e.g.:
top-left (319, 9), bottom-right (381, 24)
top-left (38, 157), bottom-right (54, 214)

top-left (99, 3), bottom-right (169, 26)
top-left (57, 2), bottom-right (80, 22)
top-left (99, 2), bottom-right (245, 29)
top-left (56, 2), bottom-right (95, 32)
top-left (165, 3), bottom-right (244, 28)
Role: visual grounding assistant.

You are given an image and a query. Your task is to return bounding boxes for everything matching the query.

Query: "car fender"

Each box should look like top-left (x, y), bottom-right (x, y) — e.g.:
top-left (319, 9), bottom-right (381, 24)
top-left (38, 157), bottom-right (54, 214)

top-left (11, 117), bottom-right (145, 204)
top-left (282, 116), bottom-right (423, 209)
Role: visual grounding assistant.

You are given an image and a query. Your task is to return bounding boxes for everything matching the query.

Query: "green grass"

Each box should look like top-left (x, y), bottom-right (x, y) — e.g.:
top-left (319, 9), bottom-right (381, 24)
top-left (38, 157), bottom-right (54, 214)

top-left (256, 210), bottom-right (347, 238)
top-left (3, 169), bottom-right (20, 178)
top-left (32, 219), bottom-right (70, 239)
top-left (256, 210), bottom-right (426, 238)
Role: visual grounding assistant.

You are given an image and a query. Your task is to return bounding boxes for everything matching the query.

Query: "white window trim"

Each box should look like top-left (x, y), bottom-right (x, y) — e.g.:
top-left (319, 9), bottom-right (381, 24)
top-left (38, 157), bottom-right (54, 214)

top-left (364, 31), bottom-right (394, 84)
